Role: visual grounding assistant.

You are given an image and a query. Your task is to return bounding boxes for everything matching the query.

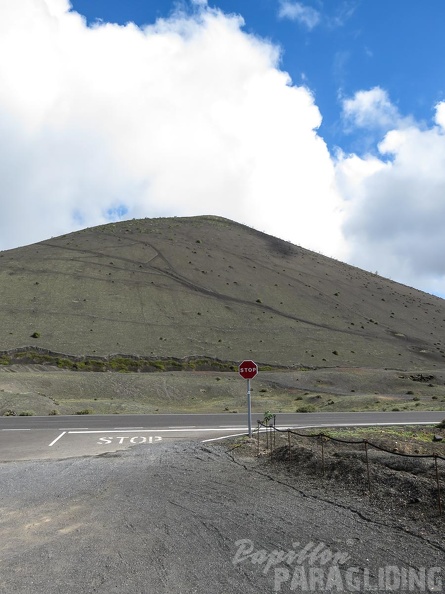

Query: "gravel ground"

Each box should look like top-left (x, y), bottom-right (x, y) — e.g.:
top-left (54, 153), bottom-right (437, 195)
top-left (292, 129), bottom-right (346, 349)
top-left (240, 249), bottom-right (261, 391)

top-left (0, 441), bottom-right (444, 594)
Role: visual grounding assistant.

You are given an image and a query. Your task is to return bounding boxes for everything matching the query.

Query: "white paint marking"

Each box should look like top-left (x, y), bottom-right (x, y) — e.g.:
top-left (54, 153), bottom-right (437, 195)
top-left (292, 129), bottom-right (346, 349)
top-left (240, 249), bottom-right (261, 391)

top-left (1, 429), bottom-right (31, 431)
top-left (113, 427), bottom-right (143, 430)
top-left (69, 428), bottom-right (243, 434)
top-left (49, 431), bottom-right (66, 446)
top-left (202, 432), bottom-right (248, 443)
top-left (168, 426), bottom-right (196, 429)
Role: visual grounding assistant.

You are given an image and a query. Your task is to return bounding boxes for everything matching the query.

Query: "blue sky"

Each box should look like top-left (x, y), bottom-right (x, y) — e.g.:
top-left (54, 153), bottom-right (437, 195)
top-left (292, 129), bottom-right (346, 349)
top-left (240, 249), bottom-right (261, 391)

top-left (1, 0), bottom-right (445, 296)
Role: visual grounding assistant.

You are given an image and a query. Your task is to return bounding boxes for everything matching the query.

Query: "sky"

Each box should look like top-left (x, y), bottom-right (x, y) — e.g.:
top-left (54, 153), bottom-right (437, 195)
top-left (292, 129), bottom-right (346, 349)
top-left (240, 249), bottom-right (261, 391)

top-left (1, 1), bottom-right (445, 296)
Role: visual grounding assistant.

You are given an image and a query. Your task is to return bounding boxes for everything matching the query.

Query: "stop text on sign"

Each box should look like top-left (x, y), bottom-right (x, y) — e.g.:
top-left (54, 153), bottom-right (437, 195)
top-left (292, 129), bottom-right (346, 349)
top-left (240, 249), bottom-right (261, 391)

top-left (239, 360), bottom-right (258, 379)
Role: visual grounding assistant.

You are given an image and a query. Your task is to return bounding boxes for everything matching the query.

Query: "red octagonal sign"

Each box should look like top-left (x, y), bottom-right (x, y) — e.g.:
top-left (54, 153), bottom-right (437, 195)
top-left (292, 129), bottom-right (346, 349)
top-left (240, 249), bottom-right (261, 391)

top-left (239, 360), bottom-right (258, 379)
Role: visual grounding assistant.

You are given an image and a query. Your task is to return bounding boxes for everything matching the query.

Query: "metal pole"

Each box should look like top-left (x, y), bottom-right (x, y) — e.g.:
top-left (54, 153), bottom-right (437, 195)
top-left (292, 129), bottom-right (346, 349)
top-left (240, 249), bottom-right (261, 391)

top-left (434, 456), bottom-right (442, 517)
top-left (364, 441), bottom-right (371, 495)
top-left (247, 378), bottom-right (252, 437)
top-left (320, 435), bottom-right (325, 477)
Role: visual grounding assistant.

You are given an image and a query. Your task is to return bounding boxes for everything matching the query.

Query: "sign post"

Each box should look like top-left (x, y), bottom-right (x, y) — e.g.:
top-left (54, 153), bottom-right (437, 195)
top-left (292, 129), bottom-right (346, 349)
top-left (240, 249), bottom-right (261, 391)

top-left (238, 360), bottom-right (258, 437)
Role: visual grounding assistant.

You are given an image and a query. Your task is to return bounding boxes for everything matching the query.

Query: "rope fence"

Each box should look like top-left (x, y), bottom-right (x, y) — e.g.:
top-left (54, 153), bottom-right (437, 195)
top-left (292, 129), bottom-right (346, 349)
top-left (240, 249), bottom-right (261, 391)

top-left (255, 418), bottom-right (445, 517)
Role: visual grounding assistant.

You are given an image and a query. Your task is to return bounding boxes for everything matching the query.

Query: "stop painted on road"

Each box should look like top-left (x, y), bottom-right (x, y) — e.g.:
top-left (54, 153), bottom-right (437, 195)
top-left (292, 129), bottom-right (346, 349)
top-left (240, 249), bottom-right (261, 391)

top-left (97, 435), bottom-right (162, 445)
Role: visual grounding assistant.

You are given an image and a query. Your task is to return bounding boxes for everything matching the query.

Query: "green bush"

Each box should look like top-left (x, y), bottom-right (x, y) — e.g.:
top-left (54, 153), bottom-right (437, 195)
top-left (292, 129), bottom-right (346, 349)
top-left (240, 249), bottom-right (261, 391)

top-left (296, 405), bottom-right (316, 413)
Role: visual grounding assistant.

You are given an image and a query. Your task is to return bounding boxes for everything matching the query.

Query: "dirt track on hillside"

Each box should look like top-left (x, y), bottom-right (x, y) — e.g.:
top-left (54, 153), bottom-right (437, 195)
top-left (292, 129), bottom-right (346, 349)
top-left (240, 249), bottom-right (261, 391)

top-left (0, 441), bottom-right (443, 593)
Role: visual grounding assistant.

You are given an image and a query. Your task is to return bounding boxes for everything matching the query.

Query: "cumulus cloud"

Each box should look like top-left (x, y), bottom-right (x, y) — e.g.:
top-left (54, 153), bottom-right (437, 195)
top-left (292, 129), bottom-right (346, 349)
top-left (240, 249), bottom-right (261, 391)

top-left (342, 87), bottom-right (404, 132)
top-left (336, 99), bottom-right (445, 294)
top-left (0, 0), bottom-right (346, 259)
top-left (278, 1), bottom-right (321, 29)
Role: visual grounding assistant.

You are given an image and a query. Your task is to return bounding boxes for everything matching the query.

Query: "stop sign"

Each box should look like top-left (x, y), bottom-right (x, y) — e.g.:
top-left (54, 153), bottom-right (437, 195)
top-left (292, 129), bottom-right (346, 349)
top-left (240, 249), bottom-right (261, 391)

top-left (239, 360), bottom-right (258, 379)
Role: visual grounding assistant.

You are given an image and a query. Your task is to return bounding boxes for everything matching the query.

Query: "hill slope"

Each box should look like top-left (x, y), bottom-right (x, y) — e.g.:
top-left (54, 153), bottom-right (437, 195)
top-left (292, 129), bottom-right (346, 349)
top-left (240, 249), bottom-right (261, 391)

top-left (1, 215), bottom-right (444, 369)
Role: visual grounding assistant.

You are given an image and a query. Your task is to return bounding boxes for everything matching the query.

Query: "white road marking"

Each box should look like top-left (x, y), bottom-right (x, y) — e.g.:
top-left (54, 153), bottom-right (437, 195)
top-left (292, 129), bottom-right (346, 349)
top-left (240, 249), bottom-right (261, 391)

top-left (113, 427), bottom-right (143, 430)
top-left (48, 431), bottom-right (67, 446)
top-left (202, 432), bottom-right (248, 443)
top-left (97, 435), bottom-right (163, 445)
top-left (68, 428), bottom-right (244, 434)
top-left (168, 426), bottom-right (196, 429)
top-left (1, 428), bottom-right (31, 431)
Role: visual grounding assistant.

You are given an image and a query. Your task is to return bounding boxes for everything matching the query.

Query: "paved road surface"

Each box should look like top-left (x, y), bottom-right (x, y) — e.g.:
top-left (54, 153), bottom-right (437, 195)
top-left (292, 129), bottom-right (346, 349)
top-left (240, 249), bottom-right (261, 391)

top-left (0, 411), bottom-right (444, 461)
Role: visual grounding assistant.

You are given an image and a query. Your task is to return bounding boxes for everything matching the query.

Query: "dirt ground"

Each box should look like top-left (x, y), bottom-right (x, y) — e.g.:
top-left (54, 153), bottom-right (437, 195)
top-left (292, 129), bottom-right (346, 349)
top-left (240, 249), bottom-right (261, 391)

top-left (1, 436), bottom-right (444, 594)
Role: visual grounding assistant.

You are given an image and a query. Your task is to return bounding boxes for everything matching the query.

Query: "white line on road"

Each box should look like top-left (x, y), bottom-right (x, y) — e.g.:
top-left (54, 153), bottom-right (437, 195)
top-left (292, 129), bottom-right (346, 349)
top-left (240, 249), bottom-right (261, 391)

top-left (68, 428), bottom-right (244, 434)
top-left (0, 428), bottom-right (31, 431)
top-left (168, 426), bottom-right (196, 429)
top-left (49, 431), bottom-right (66, 446)
top-left (202, 432), bottom-right (248, 443)
top-left (113, 427), bottom-right (143, 430)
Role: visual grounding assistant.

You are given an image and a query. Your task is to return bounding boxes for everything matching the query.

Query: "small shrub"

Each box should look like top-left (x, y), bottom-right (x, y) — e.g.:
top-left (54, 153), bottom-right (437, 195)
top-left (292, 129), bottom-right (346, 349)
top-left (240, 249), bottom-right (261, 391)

top-left (31, 332), bottom-right (40, 338)
top-left (3, 409), bottom-right (16, 416)
top-left (19, 410), bottom-right (34, 416)
top-left (48, 409), bottom-right (59, 415)
top-left (263, 410), bottom-right (274, 424)
top-left (296, 405), bottom-right (316, 413)
top-left (75, 409), bottom-right (93, 415)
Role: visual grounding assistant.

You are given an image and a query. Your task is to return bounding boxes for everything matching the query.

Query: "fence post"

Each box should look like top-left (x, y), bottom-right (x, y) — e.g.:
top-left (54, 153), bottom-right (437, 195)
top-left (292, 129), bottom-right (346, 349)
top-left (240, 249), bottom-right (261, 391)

top-left (257, 421), bottom-right (260, 456)
top-left (320, 434), bottom-right (325, 477)
top-left (273, 415), bottom-right (276, 450)
top-left (434, 455), bottom-right (442, 517)
top-left (269, 424), bottom-right (273, 459)
top-left (288, 429), bottom-right (291, 461)
top-left (364, 441), bottom-right (371, 494)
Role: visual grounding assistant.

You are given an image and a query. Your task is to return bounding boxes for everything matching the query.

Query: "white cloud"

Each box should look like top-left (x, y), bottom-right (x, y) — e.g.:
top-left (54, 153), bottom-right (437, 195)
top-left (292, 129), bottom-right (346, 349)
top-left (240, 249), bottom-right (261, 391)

top-left (435, 101), bottom-right (445, 130)
top-left (342, 87), bottom-right (402, 131)
top-left (336, 100), bottom-right (445, 294)
top-left (278, 1), bottom-right (321, 30)
top-left (0, 0), bottom-right (346, 260)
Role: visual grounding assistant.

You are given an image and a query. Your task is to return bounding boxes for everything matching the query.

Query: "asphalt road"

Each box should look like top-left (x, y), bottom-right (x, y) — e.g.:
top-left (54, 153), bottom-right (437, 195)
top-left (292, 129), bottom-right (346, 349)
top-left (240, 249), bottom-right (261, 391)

top-left (1, 410), bottom-right (445, 430)
top-left (0, 411), bottom-right (444, 462)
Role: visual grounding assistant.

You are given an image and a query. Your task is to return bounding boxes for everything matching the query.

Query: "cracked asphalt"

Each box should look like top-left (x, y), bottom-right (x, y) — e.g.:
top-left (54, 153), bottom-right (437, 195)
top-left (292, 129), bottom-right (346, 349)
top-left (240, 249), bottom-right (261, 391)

top-left (0, 442), bottom-right (443, 593)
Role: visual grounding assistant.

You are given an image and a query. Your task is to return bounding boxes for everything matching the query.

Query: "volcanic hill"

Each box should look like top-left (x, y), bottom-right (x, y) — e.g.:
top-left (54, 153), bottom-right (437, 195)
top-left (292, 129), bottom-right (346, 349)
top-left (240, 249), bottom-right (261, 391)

top-left (1, 215), bottom-right (445, 371)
